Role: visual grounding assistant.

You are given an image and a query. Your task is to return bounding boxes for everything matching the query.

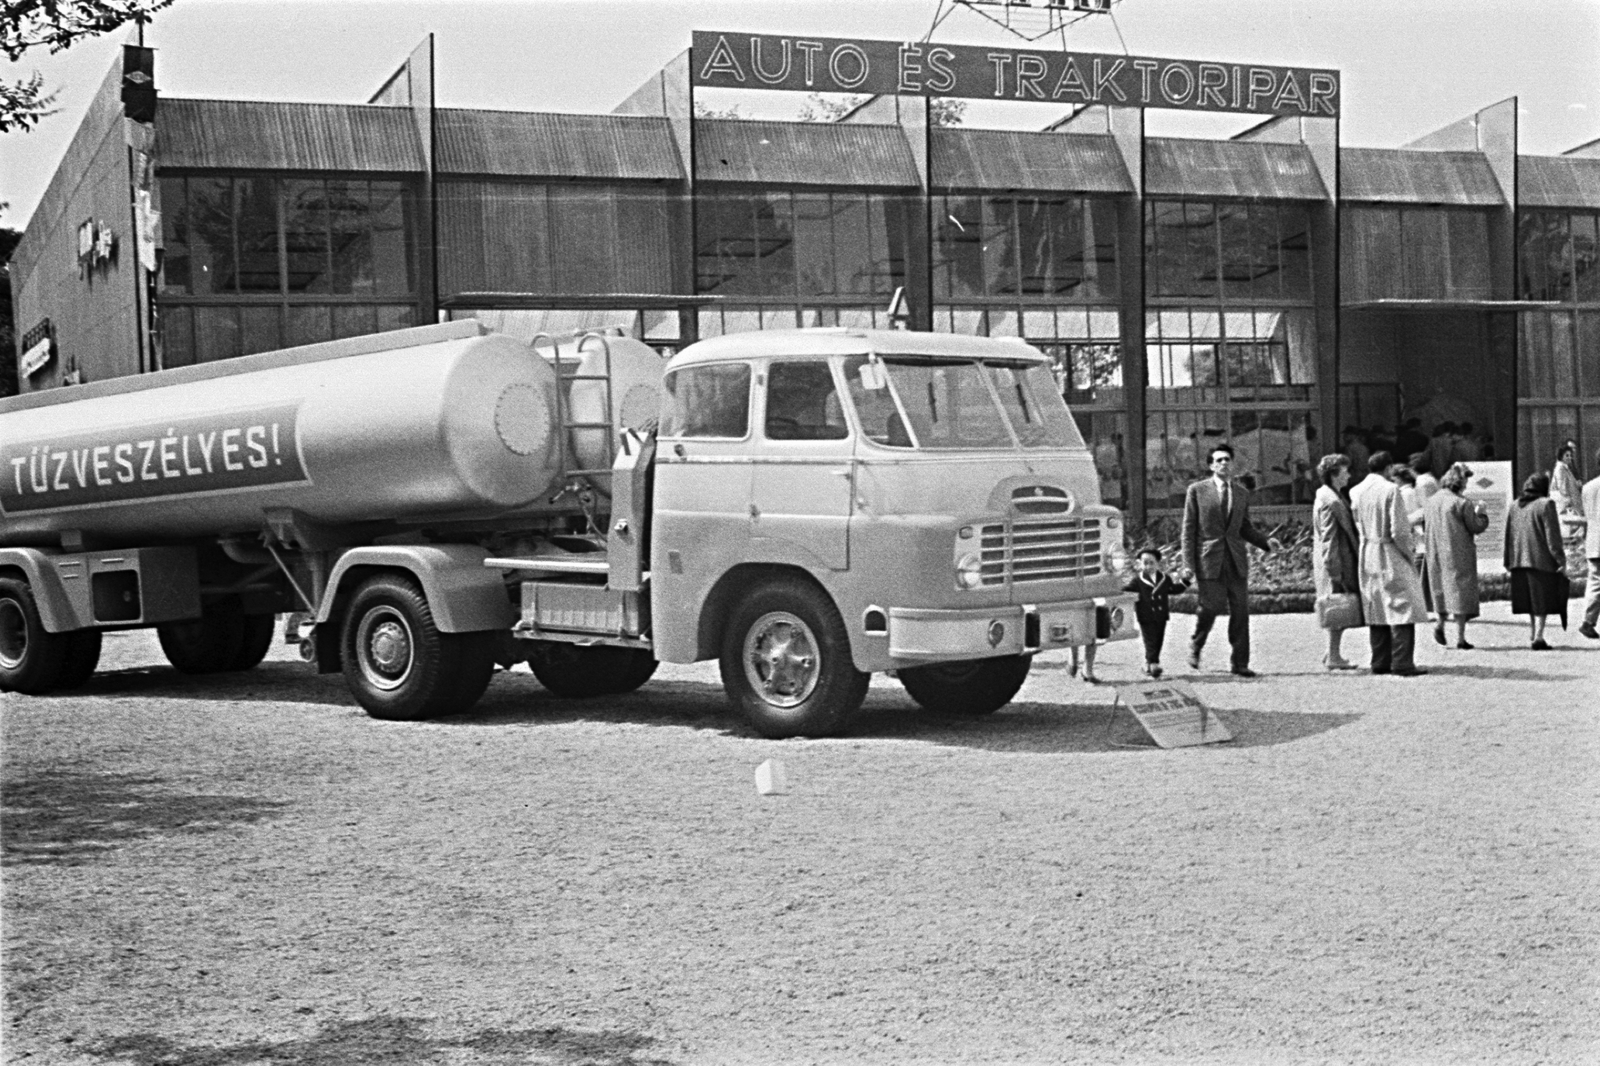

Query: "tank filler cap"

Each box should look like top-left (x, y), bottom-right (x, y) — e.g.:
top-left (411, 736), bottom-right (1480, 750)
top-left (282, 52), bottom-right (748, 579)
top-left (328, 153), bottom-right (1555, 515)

top-left (495, 383), bottom-right (548, 456)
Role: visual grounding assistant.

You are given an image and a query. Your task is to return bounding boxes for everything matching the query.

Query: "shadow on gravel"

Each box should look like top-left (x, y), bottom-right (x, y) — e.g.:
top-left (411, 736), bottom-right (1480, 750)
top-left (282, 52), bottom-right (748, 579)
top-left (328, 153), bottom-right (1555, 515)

top-left (1407, 663), bottom-right (1586, 682)
top-left (842, 698), bottom-right (1357, 753)
top-left (0, 769), bottom-right (289, 867)
top-left (87, 1016), bottom-right (675, 1065)
top-left (47, 661), bottom-right (354, 709)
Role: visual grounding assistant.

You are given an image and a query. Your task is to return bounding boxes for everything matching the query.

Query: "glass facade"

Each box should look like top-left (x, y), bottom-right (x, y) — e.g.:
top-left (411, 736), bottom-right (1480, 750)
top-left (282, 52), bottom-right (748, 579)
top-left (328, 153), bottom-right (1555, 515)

top-left (133, 115), bottom-right (1593, 522)
top-left (437, 180), bottom-right (677, 299)
top-left (158, 175), bottom-right (417, 366)
top-left (693, 187), bottom-right (912, 338)
top-left (1518, 208), bottom-right (1600, 480)
top-left (928, 193), bottom-right (1127, 506)
top-left (1145, 199), bottom-right (1319, 513)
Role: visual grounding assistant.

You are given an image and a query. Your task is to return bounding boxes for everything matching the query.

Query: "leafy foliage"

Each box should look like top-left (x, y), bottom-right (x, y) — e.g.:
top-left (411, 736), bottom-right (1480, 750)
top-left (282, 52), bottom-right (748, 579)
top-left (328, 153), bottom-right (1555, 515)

top-left (1, 0), bottom-right (175, 133)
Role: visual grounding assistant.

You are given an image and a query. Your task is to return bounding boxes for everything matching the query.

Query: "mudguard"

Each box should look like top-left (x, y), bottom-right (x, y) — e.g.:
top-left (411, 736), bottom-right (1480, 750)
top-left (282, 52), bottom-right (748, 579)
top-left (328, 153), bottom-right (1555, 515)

top-left (319, 544), bottom-right (517, 633)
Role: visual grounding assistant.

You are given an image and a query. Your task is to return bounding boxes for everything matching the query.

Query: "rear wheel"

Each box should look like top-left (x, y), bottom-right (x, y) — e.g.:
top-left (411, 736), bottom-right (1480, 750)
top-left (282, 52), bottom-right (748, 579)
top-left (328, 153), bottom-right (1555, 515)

top-left (157, 599), bottom-right (247, 674)
top-left (230, 613), bottom-right (278, 671)
top-left (526, 642), bottom-right (658, 697)
top-left (719, 578), bottom-right (867, 739)
top-left (899, 655), bottom-right (1033, 717)
top-left (54, 630), bottom-right (104, 690)
top-left (341, 574), bottom-right (494, 721)
top-left (0, 577), bottom-right (69, 694)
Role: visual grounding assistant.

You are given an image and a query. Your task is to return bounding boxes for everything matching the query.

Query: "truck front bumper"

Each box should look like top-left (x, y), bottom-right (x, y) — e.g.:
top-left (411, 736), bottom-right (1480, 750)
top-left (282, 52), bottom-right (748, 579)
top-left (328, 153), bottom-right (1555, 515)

top-left (885, 593), bottom-right (1138, 662)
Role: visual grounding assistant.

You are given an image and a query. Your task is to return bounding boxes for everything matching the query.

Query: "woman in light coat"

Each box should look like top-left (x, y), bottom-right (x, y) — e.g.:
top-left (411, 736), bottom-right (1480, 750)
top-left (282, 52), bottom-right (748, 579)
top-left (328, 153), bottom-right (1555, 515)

top-left (1312, 453), bottom-right (1361, 669)
top-left (1424, 463), bottom-right (1490, 649)
top-left (1505, 472), bottom-right (1568, 649)
top-left (1551, 440), bottom-right (1583, 518)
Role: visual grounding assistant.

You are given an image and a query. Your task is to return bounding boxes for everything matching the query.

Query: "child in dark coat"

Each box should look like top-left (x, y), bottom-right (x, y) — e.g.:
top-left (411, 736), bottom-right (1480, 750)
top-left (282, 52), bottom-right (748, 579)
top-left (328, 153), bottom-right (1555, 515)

top-left (1123, 547), bottom-right (1191, 678)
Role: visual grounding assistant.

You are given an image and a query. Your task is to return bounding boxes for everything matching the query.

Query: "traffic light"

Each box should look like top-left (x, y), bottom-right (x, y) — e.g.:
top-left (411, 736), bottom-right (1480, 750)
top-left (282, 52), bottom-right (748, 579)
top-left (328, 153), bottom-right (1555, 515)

top-left (122, 46), bottom-right (156, 123)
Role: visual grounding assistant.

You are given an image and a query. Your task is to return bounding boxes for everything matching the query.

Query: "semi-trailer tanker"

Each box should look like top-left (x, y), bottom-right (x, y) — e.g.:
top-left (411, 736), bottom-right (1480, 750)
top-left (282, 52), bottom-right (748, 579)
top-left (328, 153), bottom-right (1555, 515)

top-left (0, 320), bottom-right (1137, 737)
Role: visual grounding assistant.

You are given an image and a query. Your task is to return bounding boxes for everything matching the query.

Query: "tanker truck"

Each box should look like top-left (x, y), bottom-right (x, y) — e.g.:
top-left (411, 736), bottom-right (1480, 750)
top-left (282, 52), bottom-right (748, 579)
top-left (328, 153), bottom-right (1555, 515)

top-left (0, 320), bottom-right (1137, 737)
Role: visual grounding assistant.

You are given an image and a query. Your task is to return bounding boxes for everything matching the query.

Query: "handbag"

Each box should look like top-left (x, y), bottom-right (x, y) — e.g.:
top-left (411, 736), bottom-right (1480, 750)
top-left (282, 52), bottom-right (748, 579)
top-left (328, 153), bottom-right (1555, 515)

top-left (1315, 592), bottom-right (1363, 630)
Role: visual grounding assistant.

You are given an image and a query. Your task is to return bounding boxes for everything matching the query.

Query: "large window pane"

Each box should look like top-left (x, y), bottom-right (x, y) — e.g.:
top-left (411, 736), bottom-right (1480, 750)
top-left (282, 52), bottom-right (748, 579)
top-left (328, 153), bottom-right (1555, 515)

top-left (370, 181), bottom-right (411, 297)
top-left (234, 178), bottom-right (278, 293)
top-left (981, 198), bottom-right (1018, 295)
top-left (158, 177), bottom-right (190, 294)
top-left (1579, 311), bottom-right (1600, 398)
top-left (934, 195), bottom-right (984, 299)
top-left (286, 305), bottom-right (331, 348)
top-left (1574, 213), bottom-right (1599, 303)
top-left (832, 193), bottom-right (873, 295)
top-left (283, 178), bottom-right (331, 293)
top-left (328, 180), bottom-right (374, 295)
top-left (183, 176), bottom-right (234, 296)
top-left (792, 193), bottom-right (836, 296)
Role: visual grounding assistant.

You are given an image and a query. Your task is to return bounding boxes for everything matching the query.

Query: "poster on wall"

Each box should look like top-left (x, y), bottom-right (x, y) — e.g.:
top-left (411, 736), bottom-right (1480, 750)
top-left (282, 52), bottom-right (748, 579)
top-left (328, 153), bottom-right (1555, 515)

top-left (1463, 460), bottom-right (1515, 576)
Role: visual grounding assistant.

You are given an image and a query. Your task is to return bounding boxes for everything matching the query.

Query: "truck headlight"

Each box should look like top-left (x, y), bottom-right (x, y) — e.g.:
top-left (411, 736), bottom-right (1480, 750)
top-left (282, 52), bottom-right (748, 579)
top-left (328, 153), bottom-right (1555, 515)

top-left (955, 552), bottom-right (983, 590)
top-left (1105, 542), bottom-right (1129, 574)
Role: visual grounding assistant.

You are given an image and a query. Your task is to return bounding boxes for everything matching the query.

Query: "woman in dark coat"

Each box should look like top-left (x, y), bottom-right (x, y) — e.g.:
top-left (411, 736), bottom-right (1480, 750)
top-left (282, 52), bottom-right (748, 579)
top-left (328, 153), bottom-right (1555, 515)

top-left (1424, 463), bottom-right (1490, 648)
top-left (1312, 453), bottom-right (1361, 669)
top-left (1504, 472), bottom-right (1568, 649)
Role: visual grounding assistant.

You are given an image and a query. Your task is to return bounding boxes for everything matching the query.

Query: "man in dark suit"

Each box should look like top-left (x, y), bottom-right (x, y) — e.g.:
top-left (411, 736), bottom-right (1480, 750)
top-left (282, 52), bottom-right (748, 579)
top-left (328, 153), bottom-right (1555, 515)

top-left (1181, 443), bottom-right (1282, 677)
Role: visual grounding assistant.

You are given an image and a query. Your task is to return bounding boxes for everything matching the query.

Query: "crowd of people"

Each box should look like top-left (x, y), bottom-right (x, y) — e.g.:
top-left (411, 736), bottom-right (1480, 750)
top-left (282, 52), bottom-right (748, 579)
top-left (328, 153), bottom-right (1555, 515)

top-left (1101, 438), bottom-right (1600, 683)
top-left (1309, 438), bottom-right (1598, 670)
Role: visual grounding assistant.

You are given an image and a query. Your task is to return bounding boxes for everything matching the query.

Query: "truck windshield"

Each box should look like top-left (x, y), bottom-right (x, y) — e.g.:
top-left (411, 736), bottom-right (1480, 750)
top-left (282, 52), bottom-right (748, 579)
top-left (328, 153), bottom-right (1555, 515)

top-left (843, 356), bottom-right (1084, 451)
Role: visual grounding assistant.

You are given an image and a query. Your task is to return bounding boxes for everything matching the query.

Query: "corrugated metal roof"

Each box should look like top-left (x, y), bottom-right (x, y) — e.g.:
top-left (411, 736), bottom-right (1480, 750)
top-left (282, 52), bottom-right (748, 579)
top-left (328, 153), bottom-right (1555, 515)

top-left (1145, 138), bottom-right (1328, 200)
top-left (1339, 148), bottom-right (1505, 205)
top-left (158, 99), bottom-right (425, 171)
top-left (435, 110), bottom-right (682, 180)
top-left (930, 129), bottom-right (1132, 194)
top-left (1519, 155), bottom-right (1600, 208)
top-left (695, 120), bottom-right (918, 187)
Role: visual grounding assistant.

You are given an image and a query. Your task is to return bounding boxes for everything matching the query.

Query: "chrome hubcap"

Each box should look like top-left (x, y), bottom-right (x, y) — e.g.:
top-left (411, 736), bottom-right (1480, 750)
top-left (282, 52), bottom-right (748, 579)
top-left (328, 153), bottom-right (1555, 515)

top-left (742, 610), bottom-right (820, 709)
top-left (356, 608), bottom-right (414, 691)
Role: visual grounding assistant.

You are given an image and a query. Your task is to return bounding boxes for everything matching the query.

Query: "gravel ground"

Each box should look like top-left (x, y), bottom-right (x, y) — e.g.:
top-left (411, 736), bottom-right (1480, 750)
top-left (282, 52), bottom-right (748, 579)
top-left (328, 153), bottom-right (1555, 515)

top-left (3, 601), bottom-right (1598, 1066)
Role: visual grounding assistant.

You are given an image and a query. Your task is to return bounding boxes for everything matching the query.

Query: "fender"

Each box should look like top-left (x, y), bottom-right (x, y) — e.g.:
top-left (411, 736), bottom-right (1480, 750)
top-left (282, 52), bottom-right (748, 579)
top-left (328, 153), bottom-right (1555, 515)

top-left (0, 546), bottom-right (82, 632)
top-left (319, 544), bottom-right (517, 633)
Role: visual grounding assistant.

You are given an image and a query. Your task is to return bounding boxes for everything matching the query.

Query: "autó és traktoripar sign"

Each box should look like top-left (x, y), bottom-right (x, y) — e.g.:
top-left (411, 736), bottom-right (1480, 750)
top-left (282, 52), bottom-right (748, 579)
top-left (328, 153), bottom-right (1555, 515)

top-left (693, 31), bottom-right (1339, 117)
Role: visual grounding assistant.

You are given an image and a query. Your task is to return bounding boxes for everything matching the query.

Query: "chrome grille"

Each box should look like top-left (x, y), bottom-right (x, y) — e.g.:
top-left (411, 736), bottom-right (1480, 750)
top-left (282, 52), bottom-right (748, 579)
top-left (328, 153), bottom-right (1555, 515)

top-left (979, 517), bottom-right (1102, 585)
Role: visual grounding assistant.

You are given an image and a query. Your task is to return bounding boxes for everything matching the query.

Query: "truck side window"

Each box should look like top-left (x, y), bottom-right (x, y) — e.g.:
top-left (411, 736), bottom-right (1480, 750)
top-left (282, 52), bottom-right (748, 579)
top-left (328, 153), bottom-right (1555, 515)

top-left (660, 363), bottom-right (752, 439)
top-left (765, 362), bottom-right (848, 441)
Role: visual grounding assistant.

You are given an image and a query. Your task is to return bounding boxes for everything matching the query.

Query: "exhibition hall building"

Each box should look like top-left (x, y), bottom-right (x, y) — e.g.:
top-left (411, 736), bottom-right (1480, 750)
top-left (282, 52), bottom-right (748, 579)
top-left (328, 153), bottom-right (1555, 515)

top-left (10, 30), bottom-right (1600, 522)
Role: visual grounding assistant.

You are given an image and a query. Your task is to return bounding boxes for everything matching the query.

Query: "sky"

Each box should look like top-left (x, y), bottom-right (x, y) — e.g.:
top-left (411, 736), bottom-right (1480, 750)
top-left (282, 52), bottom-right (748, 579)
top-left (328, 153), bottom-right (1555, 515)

top-left (2, 0), bottom-right (1598, 230)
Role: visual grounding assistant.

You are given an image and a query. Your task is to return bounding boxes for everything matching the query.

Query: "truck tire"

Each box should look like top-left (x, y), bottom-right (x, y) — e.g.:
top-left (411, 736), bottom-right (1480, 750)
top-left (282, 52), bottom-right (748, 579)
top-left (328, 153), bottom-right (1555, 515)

top-left (54, 629), bottom-right (104, 690)
top-left (719, 578), bottom-right (867, 739)
top-left (157, 600), bottom-right (248, 674)
top-left (899, 655), bottom-right (1033, 716)
top-left (526, 642), bottom-right (658, 698)
top-left (0, 576), bottom-right (69, 694)
top-left (341, 574), bottom-right (494, 721)
top-left (230, 613), bottom-right (278, 671)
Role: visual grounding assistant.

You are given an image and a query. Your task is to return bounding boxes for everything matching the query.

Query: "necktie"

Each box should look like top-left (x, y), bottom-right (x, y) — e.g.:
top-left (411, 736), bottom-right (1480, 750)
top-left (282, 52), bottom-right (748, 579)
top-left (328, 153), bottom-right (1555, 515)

top-left (1220, 480), bottom-right (1231, 517)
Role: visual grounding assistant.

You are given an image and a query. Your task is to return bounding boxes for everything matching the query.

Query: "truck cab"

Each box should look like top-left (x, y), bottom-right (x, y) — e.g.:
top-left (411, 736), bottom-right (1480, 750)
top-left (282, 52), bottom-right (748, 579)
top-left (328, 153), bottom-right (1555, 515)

top-left (569, 328), bottom-right (1137, 736)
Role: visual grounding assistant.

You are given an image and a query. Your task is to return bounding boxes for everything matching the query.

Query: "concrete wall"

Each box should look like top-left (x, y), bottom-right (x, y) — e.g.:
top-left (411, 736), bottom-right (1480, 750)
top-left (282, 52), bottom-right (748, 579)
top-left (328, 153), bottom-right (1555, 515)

top-left (11, 54), bottom-right (139, 392)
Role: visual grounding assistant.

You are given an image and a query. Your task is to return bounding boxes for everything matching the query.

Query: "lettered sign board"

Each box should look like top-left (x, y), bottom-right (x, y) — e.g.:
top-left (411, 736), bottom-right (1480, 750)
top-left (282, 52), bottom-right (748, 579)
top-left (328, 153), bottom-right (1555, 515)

top-left (692, 31), bottom-right (1339, 117)
top-left (1463, 461), bottom-right (1514, 577)
top-left (1115, 681), bottom-right (1231, 748)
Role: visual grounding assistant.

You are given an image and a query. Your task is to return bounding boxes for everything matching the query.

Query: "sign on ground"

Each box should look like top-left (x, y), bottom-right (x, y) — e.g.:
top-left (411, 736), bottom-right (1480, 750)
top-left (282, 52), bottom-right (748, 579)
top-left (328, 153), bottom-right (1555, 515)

top-left (1114, 680), bottom-right (1231, 748)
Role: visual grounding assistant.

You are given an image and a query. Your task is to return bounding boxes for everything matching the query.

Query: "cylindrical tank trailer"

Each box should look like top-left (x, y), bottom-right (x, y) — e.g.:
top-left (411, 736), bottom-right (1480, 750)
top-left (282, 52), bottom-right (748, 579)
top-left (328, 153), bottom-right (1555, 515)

top-left (0, 323), bottom-right (665, 547)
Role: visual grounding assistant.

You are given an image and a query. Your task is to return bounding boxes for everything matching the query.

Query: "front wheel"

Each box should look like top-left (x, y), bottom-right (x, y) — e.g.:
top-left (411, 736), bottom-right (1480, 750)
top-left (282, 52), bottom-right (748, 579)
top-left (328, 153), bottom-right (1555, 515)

top-left (899, 655), bottom-right (1033, 716)
top-left (719, 578), bottom-right (867, 739)
top-left (0, 577), bottom-right (69, 694)
top-left (341, 574), bottom-right (494, 721)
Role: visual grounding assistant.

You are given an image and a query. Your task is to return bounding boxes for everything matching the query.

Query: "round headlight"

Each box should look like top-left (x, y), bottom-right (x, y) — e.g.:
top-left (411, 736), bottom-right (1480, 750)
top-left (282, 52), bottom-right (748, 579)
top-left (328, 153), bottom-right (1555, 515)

top-left (955, 552), bottom-right (983, 590)
top-left (1106, 543), bottom-right (1129, 574)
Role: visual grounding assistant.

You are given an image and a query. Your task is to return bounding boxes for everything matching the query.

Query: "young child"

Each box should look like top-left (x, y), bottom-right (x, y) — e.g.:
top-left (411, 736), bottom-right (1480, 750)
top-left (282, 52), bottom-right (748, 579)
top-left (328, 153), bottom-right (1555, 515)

top-left (1123, 547), bottom-right (1191, 678)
